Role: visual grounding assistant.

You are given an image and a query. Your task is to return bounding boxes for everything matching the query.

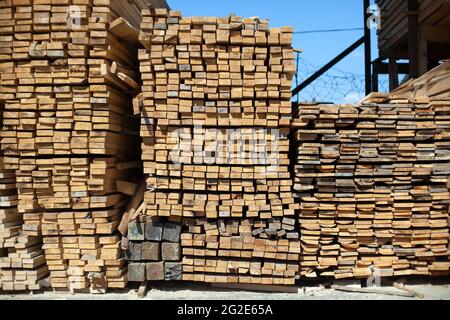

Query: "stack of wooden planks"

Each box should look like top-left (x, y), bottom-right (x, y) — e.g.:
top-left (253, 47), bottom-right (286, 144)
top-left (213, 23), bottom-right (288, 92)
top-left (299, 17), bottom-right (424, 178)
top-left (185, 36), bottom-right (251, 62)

top-left (387, 60), bottom-right (450, 102)
top-left (138, 9), bottom-right (300, 285)
top-left (126, 218), bottom-right (182, 282)
top-left (1, 110), bottom-right (46, 290)
top-left (0, 144), bottom-right (20, 248)
top-left (0, 235), bottom-right (49, 291)
top-left (292, 101), bottom-right (450, 279)
top-left (377, 0), bottom-right (450, 57)
top-left (0, 0), bottom-right (154, 291)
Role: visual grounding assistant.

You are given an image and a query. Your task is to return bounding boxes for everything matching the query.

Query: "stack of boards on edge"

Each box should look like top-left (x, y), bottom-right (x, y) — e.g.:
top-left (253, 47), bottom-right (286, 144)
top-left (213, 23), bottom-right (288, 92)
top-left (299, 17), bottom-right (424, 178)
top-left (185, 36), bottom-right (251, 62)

top-left (0, 0), bottom-right (150, 291)
top-left (137, 8), bottom-right (300, 285)
top-left (292, 101), bottom-right (450, 279)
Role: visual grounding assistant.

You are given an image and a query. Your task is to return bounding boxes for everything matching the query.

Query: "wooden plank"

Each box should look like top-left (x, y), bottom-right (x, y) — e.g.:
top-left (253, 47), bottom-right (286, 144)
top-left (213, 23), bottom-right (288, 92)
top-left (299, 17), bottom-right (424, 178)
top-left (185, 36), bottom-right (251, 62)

top-left (110, 17), bottom-right (140, 43)
top-left (212, 283), bottom-right (298, 293)
top-left (137, 280), bottom-right (149, 298)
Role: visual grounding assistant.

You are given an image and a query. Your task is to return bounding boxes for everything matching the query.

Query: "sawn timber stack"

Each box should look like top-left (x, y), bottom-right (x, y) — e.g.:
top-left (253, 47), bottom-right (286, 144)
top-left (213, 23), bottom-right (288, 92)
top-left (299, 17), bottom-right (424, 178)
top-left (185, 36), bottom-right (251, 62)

top-left (137, 9), bottom-right (300, 285)
top-left (0, 0), bottom-right (153, 291)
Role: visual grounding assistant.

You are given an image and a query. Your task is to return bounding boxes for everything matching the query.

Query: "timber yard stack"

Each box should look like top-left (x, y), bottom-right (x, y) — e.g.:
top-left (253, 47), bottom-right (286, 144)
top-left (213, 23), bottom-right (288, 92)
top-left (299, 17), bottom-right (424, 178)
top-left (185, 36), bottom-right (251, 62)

top-left (2, 110), bottom-right (40, 290)
top-left (137, 9), bottom-right (300, 285)
top-left (1, 1), bottom-right (449, 296)
top-left (0, 0), bottom-right (149, 291)
top-left (292, 97), bottom-right (450, 279)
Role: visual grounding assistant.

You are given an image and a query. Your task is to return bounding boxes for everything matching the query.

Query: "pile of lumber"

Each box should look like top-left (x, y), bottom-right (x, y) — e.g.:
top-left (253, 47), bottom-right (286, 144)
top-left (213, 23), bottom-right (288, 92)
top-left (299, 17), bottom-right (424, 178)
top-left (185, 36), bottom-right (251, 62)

top-left (1, 140), bottom-right (47, 290)
top-left (0, 148), bottom-right (20, 247)
top-left (126, 219), bottom-right (182, 282)
top-left (0, 235), bottom-right (48, 291)
top-left (0, 0), bottom-right (153, 291)
top-left (181, 218), bottom-right (300, 284)
top-left (138, 9), bottom-right (299, 285)
top-left (1, 101), bottom-right (47, 290)
top-left (42, 235), bottom-right (124, 290)
top-left (292, 101), bottom-right (450, 278)
top-left (387, 60), bottom-right (450, 102)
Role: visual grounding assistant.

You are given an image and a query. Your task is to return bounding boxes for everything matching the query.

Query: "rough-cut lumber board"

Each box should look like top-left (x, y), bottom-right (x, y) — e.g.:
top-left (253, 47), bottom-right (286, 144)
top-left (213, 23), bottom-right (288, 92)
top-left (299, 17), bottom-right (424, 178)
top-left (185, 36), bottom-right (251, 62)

top-left (212, 283), bottom-right (299, 293)
top-left (110, 17), bottom-right (140, 43)
top-left (331, 285), bottom-right (416, 298)
top-left (137, 9), bottom-right (298, 286)
top-left (118, 178), bottom-right (146, 235)
top-left (0, 0), bottom-right (147, 291)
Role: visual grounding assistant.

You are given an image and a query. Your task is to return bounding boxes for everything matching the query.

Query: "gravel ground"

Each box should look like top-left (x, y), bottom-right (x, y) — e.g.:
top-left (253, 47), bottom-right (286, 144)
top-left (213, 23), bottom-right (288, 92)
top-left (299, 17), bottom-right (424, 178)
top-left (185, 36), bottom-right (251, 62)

top-left (1, 278), bottom-right (449, 300)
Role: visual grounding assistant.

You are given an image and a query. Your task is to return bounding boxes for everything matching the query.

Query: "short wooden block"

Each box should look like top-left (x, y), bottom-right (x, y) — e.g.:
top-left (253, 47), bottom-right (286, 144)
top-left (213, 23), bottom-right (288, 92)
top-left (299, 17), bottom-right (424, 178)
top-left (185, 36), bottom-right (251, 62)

top-left (164, 262), bottom-right (182, 281)
top-left (161, 242), bottom-right (180, 261)
top-left (145, 222), bottom-right (164, 241)
top-left (142, 242), bottom-right (160, 261)
top-left (128, 263), bottom-right (146, 282)
top-left (146, 262), bottom-right (164, 281)
top-left (162, 223), bottom-right (181, 243)
top-left (128, 222), bottom-right (145, 241)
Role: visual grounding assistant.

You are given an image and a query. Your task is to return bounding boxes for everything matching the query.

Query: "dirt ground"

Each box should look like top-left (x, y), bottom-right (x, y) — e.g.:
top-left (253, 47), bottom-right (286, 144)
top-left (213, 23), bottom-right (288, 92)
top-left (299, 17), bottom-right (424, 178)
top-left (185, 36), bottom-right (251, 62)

top-left (1, 277), bottom-right (449, 300)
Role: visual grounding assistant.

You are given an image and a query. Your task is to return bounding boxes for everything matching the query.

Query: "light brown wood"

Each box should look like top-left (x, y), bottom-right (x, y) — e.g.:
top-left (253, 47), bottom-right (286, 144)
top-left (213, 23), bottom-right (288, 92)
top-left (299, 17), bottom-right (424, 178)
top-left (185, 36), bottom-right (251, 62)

top-left (293, 100), bottom-right (450, 279)
top-left (136, 9), bottom-right (298, 285)
top-left (0, 0), bottom-right (153, 291)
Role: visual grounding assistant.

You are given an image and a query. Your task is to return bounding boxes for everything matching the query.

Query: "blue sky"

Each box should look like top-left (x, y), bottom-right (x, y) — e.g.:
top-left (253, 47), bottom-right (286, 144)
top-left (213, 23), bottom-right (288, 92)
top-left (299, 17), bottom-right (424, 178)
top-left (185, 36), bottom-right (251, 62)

top-left (168, 0), bottom-right (383, 103)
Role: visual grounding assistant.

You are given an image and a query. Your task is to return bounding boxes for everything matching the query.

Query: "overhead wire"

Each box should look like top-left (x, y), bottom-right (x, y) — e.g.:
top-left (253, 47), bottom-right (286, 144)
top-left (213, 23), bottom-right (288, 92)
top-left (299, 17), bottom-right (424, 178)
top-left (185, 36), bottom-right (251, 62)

top-left (293, 27), bottom-right (364, 35)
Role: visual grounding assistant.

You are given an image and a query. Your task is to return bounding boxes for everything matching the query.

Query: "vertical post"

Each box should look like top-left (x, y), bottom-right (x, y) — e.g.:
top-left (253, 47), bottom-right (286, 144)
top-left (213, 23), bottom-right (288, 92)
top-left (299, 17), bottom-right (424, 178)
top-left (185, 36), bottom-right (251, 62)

top-left (294, 51), bottom-right (300, 103)
top-left (418, 26), bottom-right (428, 75)
top-left (389, 57), bottom-right (399, 91)
top-left (372, 62), bottom-right (379, 92)
top-left (364, 0), bottom-right (372, 95)
top-left (408, 0), bottom-right (419, 78)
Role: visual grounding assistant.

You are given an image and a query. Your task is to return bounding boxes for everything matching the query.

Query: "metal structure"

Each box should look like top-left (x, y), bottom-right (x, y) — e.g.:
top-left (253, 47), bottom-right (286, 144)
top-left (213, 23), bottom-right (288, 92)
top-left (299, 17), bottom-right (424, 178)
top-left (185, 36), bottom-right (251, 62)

top-left (375, 0), bottom-right (450, 91)
top-left (292, 0), bottom-right (372, 98)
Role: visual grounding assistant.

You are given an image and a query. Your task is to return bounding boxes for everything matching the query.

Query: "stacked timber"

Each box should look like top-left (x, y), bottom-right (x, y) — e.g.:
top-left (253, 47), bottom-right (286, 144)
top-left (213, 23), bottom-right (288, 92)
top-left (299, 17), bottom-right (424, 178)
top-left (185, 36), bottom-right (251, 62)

top-left (138, 9), bottom-right (299, 285)
top-left (181, 218), bottom-right (300, 284)
top-left (387, 60), bottom-right (450, 102)
top-left (0, 235), bottom-right (49, 291)
top-left (292, 102), bottom-right (450, 279)
top-left (0, 0), bottom-right (154, 291)
top-left (0, 150), bottom-right (20, 247)
top-left (126, 219), bottom-right (182, 282)
top-left (42, 235), bottom-right (125, 290)
top-left (1, 112), bottom-right (46, 290)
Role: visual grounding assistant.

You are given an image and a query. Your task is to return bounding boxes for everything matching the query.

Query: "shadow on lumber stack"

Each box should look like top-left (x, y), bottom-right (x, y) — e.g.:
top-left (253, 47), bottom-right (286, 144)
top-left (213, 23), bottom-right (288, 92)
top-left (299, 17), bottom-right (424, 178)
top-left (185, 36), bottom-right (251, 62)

top-left (0, 0), bottom-right (153, 292)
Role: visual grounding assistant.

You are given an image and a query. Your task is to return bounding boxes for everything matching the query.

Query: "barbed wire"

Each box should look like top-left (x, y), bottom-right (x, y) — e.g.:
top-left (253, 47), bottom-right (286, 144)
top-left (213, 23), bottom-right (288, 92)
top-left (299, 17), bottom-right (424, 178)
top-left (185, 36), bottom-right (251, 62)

top-left (293, 57), bottom-right (389, 104)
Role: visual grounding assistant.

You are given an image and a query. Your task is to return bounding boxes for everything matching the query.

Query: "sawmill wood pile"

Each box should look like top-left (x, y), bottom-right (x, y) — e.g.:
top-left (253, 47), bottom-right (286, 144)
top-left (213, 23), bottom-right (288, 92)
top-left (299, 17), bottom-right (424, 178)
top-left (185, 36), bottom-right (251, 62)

top-left (388, 60), bottom-right (450, 103)
top-left (0, 120), bottom-right (45, 290)
top-left (292, 101), bottom-right (450, 279)
top-left (137, 8), bottom-right (300, 285)
top-left (125, 219), bottom-right (182, 282)
top-left (0, 145), bottom-right (20, 248)
top-left (0, 0), bottom-right (150, 291)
